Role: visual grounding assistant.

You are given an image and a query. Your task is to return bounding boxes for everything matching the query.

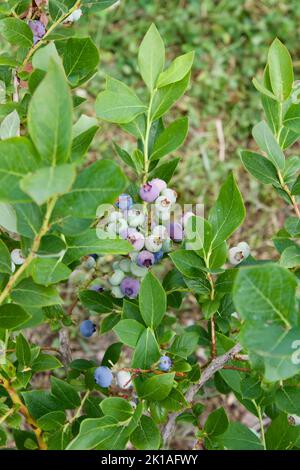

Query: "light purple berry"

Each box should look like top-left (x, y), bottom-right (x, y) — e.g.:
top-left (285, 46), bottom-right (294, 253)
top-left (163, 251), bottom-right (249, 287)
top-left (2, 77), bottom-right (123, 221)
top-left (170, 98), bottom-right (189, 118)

top-left (89, 284), bottom-right (104, 292)
top-left (137, 250), bottom-right (155, 268)
top-left (120, 277), bottom-right (140, 299)
top-left (140, 182), bottom-right (160, 202)
top-left (116, 193), bottom-right (133, 211)
top-left (94, 366), bottom-right (113, 388)
top-left (167, 222), bottom-right (184, 242)
top-left (151, 178), bottom-right (167, 192)
top-left (28, 20), bottom-right (46, 45)
top-left (159, 355), bottom-right (172, 372)
top-left (120, 227), bottom-right (144, 251)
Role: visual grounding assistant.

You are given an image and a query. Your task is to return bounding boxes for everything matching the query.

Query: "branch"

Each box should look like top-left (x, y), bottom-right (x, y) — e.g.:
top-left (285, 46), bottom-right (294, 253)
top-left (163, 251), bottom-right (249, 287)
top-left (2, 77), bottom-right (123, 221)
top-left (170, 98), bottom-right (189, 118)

top-left (162, 343), bottom-right (242, 449)
top-left (59, 328), bottom-right (72, 367)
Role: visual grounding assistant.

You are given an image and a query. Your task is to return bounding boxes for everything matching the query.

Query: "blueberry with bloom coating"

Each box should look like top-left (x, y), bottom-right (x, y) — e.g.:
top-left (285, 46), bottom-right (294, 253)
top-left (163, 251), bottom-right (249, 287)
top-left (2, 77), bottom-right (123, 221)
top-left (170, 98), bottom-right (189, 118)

top-left (167, 222), bottom-right (184, 242)
top-left (151, 178), bottom-right (167, 193)
top-left (137, 250), bottom-right (155, 268)
top-left (229, 241), bottom-right (250, 265)
top-left (28, 20), bottom-right (46, 44)
top-left (140, 182), bottom-right (160, 202)
top-left (109, 269), bottom-right (125, 286)
top-left (127, 208), bottom-right (145, 228)
top-left (111, 286), bottom-right (125, 298)
top-left (145, 234), bottom-right (163, 253)
top-left (11, 249), bottom-right (25, 265)
top-left (116, 194), bottom-right (133, 211)
top-left (63, 8), bottom-right (83, 23)
top-left (154, 250), bottom-right (164, 263)
top-left (161, 188), bottom-right (177, 203)
top-left (94, 366), bottom-right (113, 388)
top-left (159, 355), bottom-right (172, 372)
top-left (116, 371), bottom-right (132, 389)
top-left (80, 320), bottom-right (96, 338)
top-left (155, 195), bottom-right (174, 214)
top-left (89, 284), bottom-right (104, 292)
top-left (106, 218), bottom-right (128, 236)
top-left (152, 224), bottom-right (168, 240)
top-left (120, 277), bottom-right (140, 299)
top-left (120, 227), bottom-right (144, 251)
top-left (130, 262), bottom-right (148, 278)
top-left (181, 211), bottom-right (195, 227)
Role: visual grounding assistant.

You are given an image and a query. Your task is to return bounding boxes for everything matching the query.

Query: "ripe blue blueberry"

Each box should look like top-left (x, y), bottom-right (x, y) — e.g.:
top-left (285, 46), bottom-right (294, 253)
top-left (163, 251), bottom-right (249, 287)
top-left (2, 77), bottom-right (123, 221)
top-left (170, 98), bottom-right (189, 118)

top-left (94, 366), bottom-right (113, 388)
top-left (120, 277), bottom-right (140, 298)
top-left (159, 355), bottom-right (172, 372)
top-left (137, 250), bottom-right (155, 268)
top-left (116, 194), bottom-right (133, 211)
top-left (154, 250), bottom-right (164, 263)
top-left (80, 320), bottom-right (96, 338)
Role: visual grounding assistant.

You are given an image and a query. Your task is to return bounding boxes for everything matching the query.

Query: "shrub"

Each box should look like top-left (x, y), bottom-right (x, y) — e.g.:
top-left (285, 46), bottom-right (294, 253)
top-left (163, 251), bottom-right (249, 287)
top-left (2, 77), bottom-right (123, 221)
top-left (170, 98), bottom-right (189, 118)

top-left (0, 0), bottom-right (300, 452)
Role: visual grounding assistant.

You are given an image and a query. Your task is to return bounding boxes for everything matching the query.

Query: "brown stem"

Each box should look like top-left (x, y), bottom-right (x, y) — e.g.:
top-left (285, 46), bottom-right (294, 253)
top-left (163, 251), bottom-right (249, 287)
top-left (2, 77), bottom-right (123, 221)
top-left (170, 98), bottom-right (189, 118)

top-left (0, 375), bottom-right (47, 450)
top-left (210, 316), bottom-right (217, 359)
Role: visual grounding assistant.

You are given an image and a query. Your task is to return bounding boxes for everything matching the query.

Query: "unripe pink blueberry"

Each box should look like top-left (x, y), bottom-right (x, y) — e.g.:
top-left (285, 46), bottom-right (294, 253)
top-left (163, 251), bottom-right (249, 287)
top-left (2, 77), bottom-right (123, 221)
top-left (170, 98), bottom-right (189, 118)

top-left (140, 182), bottom-right (160, 202)
top-left (120, 277), bottom-right (140, 299)
top-left (28, 20), bottom-right (46, 45)
top-left (120, 227), bottom-right (144, 251)
top-left (137, 250), bottom-right (155, 268)
top-left (167, 222), bottom-right (184, 242)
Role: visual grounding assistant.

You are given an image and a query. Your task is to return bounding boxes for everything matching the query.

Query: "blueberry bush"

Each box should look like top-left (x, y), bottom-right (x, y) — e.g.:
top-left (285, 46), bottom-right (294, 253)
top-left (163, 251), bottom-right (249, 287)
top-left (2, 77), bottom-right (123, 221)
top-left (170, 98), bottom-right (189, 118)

top-left (0, 0), bottom-right (300, 452)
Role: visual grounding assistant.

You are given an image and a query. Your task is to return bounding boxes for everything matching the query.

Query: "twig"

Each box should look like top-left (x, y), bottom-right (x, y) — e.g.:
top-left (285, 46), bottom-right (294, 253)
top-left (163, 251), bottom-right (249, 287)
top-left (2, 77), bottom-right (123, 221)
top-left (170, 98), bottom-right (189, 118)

top-left (215, 119), bottom-right (225, 162)
top-left (210, 316), bottom-right (217, 359)
top-left (162, 343), bottom-right (242, 449)
top-left (59, 328), bottom-right (72, 367)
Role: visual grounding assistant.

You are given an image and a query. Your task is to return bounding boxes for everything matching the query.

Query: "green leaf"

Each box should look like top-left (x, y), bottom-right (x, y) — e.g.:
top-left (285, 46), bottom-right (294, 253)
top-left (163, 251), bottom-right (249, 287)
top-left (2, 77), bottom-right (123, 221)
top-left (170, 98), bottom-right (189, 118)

top-left (280, 245), bottom-right (300, 268)
top-left (51, 377), bottom-right (80, 409)
top-left (205, 407), bottom-right (229, 437)
top-left (208, 172), bottom-right (245, 248)
top-left (233, 264), bottom-right (297, 328)
top-left (71, 115), bottom-right (98, 163)
top-left (240, 150), bottom-right (279, 185)
top-left (56, 37), bottom-right (100, 86)
top-left (283, 104), bottom-right (300, 133)
top-left (218, 422), bottom-right (263, 450)
top-left (0, 137), bottom-right (41, 203)
top-left (22, 390), bottom-right (64, 420)
top-left (113, 319), bottom-right (145, 348)
top-left (54, 160), bottom-right (126, 219)
top-left (169, 331), bottom-right (199, 358)
top-left (150, 71), bottom-right (190, 120)
top-left (100, 397), bottom-right (133, 422)
top-left (138, 24), bottom-right (165, 91)
top-left (0, 203), bottom-right (17, 232)
top-left (132, 328), bottom-right (160, 369)
top-left (130, 415), bottom-right (160, 450)
top-left (136, 373), bottom-right (175, 401)
top-left (95, 77), bottom-right (146, 124)
top-left (252, 120), bottom-right (285, 171)
top-left (240, 324), bottom-right (300, 382)
top-left (37, 411), bottom-right (66, 431)
top-left (66, 416), bottom-right (120, 450)
top-left (29, 259), bottom-right (71, 286)
top-left (150, 117), bottom-right (188, 161)
top-left (149, 157), bottom-right (180, 183)
top-left (240, 377), bottom-right (262, 400)
top-left (268, 38), bottom-right (293, 101)
top-left (275, 387), bottom-right (300, 415)
top-left (0, 110), bottom-right (20, 139)
top-left (157, 51), bottom-right (194, 88)
top-left (0, 304), bottom-right (31, 329)
top-left (32, 353), bottom-right (62, 372)
top-left (11, 278), bottom-right (62, 307)
top-left (169, 249), bottom-right (204, 278)
top-left (139, 272), bottom-right (166, 329)
top-left (0, 18), bottom-right (33, 48)
top-left (28, 60), bottom-right (73, 165)
top-left (79, 290), bottom-right (114, 314)
top-left (63, 230), bottom-right (132, 264)
top-left (16, 333), bottom-right (31, 367)
top-left (0, 239), bottom-right (11, 274)
top-left (265, 414), bottom-right (300, 450)
top-left (32, 42), bottom-right (61, 71)
top-left (20, 164), bottom-right (76, 206)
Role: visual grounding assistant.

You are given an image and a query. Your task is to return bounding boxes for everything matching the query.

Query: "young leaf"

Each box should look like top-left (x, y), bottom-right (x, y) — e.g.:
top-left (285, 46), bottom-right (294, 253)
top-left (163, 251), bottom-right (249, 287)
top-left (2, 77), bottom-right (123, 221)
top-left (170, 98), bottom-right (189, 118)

top-left (28, 60), bottom-right (73, 166)
top-left (150, 72), bottom-right (190, 120)
top-left (240, 150), bottom-right (279, 185)
top-left (139, 272), bottom-right (166, 329)
top-left (157, 51), bottom-right (194, 88)
top-left (268, 38), bottom-right (293, 101)
top-left (131, 328), bottom-right (160, 369)
top-left (138, 24), bottom-right (165, 91)
top-left (113, 319), bottom-right (145, 348)
top-left (150, 117), bottom-right (188, 161)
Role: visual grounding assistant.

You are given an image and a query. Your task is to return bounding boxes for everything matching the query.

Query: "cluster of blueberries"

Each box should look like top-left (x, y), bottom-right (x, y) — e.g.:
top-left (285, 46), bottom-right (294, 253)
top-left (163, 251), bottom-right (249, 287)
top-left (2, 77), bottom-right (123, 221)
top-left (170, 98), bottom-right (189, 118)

top-left (93, 355), bottom-right (173, 389)
top-left (101, 178), bottom-right (190, 300)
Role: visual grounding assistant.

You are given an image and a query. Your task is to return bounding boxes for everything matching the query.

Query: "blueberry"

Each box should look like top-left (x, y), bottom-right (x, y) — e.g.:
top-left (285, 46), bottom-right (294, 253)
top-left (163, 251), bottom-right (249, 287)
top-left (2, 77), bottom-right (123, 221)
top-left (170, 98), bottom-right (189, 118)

top-left (89, 284), bottom-right (104, 292)
top-left (116, 194), bottom-right (133, 211)
top-left (154, 250), bottom-right (164, 263)
top-left (159, 355), bottom-right (172, 372)
top-left (137, 250), bottom-right (155, 268)
top-left (80, 320), bottom-right (96, 338)
top-left (120, 277), bottom-right (140, 299)
top-left (167, 222), bottom-right (184, 242)
top-left (120, 227), bottom-right (145, 251)
top-left (151, 178), bottom-right (167, 192)
top-left (94, 366), bottom-right (113, 388)
top-left (90, 254), bottom-right (99, 261)
top-left (28, 20), bottom-right (45, 45)
top-left (140, 182), bottom-right (160, 202)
